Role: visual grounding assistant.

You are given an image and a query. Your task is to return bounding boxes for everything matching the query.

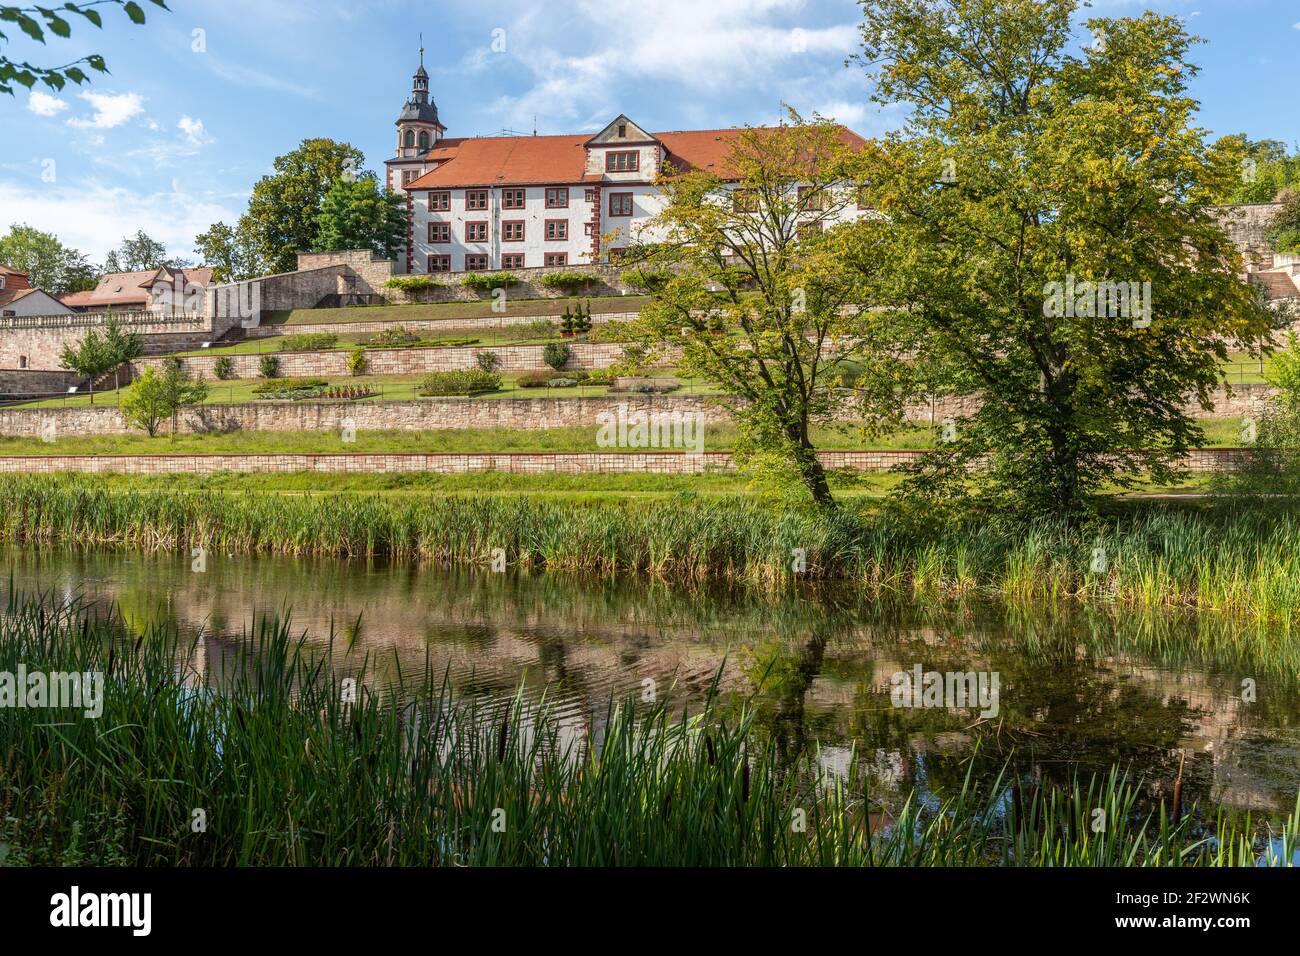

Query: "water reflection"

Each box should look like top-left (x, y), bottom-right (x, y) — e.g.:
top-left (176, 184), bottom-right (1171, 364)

top-left (3, 545), bottom-right (1298, 822)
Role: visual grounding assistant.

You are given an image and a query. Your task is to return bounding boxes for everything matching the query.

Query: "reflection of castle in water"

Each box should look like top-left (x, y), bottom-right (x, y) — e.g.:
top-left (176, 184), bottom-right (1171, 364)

top-left (6, 548), bottom-right (1297, 815)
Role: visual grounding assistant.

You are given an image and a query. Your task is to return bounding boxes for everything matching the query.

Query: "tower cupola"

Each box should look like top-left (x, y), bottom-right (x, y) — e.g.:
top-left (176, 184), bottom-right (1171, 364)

top-left (395, 42), bottom-right (444, 158)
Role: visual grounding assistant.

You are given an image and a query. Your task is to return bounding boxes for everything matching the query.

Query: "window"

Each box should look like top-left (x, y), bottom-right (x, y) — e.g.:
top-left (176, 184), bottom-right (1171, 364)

top-left (429, 190), bottom-right (450, 211)
top-left (608, 192), bottom-right (633, 217)
top-left (584, 189), bottom-right (596, 202)
top-left (404, 130), bottom-right (415, 148)
top-left (584, 223), bottom-right (595, 236)
top-left (545, 219), bottom-right (568, 241)
top-left (503, 188), bottom-right (526, 209)
top-left (617, 123), bottom-right (627, 137)
top-left (502, 220), bottom-right (525, 242)
top-left (428, 222), bottom-right (450, 243)
top-left (733, 189), bottom-right (759, 213)
top-left (402, 170), bottom-right (417, 185)
top-left (18, 355), bottom-right (28, 369)
top-left (465, 254), bottom-right (491, 271)
top-left (418, 131), bottom-right (430, 150)
top-left (427, 254), bottom-right (451, 272)
top-left (797, 221), bottom-right (823, 239)
top-left (466, 189), bottom-right (489, 210)
top-left (544, 252), bottom-right (568, 267)
top-left (545, 187), bottom-right (569, 208)
top-left (605, 150), bottom-right (638, 172)
top-left (465, 221), bottom-right (488, 242)
top-left (0, 275), bottom-right (5, 289)
top-left (502, 253), bottom-right (526, 270)
top-left (797, 185), bottom-right (825, 211)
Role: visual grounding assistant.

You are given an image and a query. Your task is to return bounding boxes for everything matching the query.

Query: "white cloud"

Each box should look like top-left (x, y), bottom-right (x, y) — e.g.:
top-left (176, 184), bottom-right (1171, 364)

top-left (0, 179), bottom-right (238, 263)
top-left (27, 91), bottom-right (68, 117)
top-left (480, 0), bottom-right (862, 132)
top-left (66, 91), bottom-right (146, 130)
top-left (178, 116), bottom-right (212, 147)
top-left (1293, 21), bottom-right (1300, 30)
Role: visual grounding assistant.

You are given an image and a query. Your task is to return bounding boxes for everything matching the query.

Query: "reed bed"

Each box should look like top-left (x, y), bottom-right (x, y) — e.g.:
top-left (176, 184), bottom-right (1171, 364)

top-left (0, 595), bottom-right (1294, 867)
top-left (2, 477), bottom-right (1300, 621)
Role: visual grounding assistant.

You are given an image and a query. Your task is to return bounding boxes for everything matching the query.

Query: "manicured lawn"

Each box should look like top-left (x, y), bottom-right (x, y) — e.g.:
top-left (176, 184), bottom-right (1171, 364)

top-left (266, 294), bottom-right (651, 326)
top-left (0, 422), bottom-right (941, 457)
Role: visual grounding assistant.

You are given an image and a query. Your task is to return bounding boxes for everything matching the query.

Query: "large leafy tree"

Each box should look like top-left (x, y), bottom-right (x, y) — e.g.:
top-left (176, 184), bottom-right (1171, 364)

top-left (619, 115), bottom-right (912, 507)
top-left (854, 0), bottom-right (1274, 515)
top-left (314, 174), bottom-right (408, 261)
top-left (239, 138), bottom-right (366, 275)
top-left (193, 221), bottom-right (260, 283)
top-left (1221, 137), bottom-right (1300, 205)
top-left (103, 229), bottom-right (173, 272)
top-left (120, 359), bottom-right (207, 437)
top-left (0, 224), bottom-right (97, 293)
top-left (0, 0), bottom-right (166, 97)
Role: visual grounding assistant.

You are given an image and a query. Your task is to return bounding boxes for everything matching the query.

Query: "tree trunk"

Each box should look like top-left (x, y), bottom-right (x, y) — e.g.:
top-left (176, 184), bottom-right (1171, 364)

top-left (786, 421), bottom-right (835, 508)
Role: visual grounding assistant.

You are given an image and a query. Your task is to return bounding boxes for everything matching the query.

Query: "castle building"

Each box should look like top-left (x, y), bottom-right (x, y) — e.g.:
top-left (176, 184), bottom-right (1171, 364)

top-left (384, 55), bottom-right (867, 275)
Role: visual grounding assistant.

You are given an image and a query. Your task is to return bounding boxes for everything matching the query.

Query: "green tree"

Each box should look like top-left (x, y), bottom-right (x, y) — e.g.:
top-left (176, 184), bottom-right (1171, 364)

top-left (101, 315), bottom-right (142, 391)
top-left (58, 325), bottom-right (114, 403)
top-left (1265, 188), bottom-right (1300, 255)
top-left (103, 229), bottom-right (170, 272)
top-left (313, 174), bottom-right (407, 260)
top-left (622, 114), bottom-right (910, 507)
top-left (0, 1), bottom-right (167, 97)
top-left (193, 221), bottom-right (260, 282)
top-left (120, 360), bottom-right (207, 437)
top-left (853, 0), bottom-right (1274, 515)
top-left (1222, 137), bottom-right (1300, 204)
top-left (239, 138), bottom-right (366, 275)
top-left (0, 224), bottom-right (97, 293)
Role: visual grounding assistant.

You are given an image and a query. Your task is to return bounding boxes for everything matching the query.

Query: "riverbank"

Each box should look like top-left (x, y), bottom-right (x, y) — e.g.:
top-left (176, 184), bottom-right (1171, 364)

top-left (0, 476), bottom-right (1295, 620)
top-left (0, 597), bottom-right (1292, 866)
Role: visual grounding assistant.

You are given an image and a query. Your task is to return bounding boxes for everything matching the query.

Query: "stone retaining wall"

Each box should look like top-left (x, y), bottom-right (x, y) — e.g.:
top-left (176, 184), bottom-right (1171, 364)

top-left (0, 447), bottom-right (1253, 476)
top-left (248, 309), bottom-right (639, 338)
top-left (134, 342), bottom-right (640, 379)
top-left (0, 385), bottom-right (1274, 439)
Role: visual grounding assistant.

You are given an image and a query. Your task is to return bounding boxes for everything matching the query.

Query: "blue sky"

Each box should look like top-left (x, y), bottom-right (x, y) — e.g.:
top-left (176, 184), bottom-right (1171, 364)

top-left (1, 0), bottom-right (1297, 264)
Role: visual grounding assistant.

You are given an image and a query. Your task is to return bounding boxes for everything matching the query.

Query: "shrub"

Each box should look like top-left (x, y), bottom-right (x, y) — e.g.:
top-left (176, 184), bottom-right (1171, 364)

top-left (462, 272), bottom-right (518, 292)
top-left (547, 377), bottom-right (578, 388)
top-left (259, 355), bottom-right (281, 379)
top-left (251, 377), bottom-right (328, 395)
top-left (384, 275), bottom-right (443, 291)
top-left (543, 342), bottom-right (572, 371)
top-left (347, 348), bottom-right (369, 376)
top-left (517, 371), bottom-right (559, 388)
top-left (279, 332), bottom-right (338, 352)
top-left (475, 350), bottom-right (501, 373)
top-left (620, 267), bottom-right (674, 293)
top-left (539, 271), bottom-right (594, 292)
top-left (368, 326), bottom-right (419, 348)
top-left (1267, 188), bottom-right (1300, 255)
top-left (417, 369), bottom-right (502, 396)
top-left (213, 356), bottom-right (234, 380)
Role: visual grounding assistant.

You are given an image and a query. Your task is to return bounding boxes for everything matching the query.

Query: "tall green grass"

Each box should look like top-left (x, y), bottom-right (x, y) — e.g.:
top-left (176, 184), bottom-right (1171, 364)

top-left (0, 595), bottom-right (1293, 866)
top-left (2, 477), bottom-right (1300, 621)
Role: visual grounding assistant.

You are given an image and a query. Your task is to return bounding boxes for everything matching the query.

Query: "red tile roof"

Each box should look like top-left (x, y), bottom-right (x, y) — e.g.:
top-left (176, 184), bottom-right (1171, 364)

top-left (405, 126), bottom-right (868, 190)
top-left (62, 266), bottom-right (215, 310)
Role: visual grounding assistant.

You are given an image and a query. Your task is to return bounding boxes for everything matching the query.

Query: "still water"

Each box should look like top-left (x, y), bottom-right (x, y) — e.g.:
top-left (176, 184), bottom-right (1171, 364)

top-left (4, 546), bottom-right (1299, 822)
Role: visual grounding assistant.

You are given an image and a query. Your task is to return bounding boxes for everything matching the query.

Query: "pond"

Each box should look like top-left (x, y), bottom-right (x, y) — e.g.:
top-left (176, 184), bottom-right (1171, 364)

top-left (4, 545), bottom-right (1298, 826)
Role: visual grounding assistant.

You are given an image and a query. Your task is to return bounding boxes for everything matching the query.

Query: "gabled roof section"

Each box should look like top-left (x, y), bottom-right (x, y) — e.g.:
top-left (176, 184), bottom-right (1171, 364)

top-left (585, 114), bottom-right (657, 146)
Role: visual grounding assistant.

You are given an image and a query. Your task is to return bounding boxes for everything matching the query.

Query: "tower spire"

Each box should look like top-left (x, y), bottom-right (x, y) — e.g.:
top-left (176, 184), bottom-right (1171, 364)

top-left (419, 34), bottom-right (424, 69)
